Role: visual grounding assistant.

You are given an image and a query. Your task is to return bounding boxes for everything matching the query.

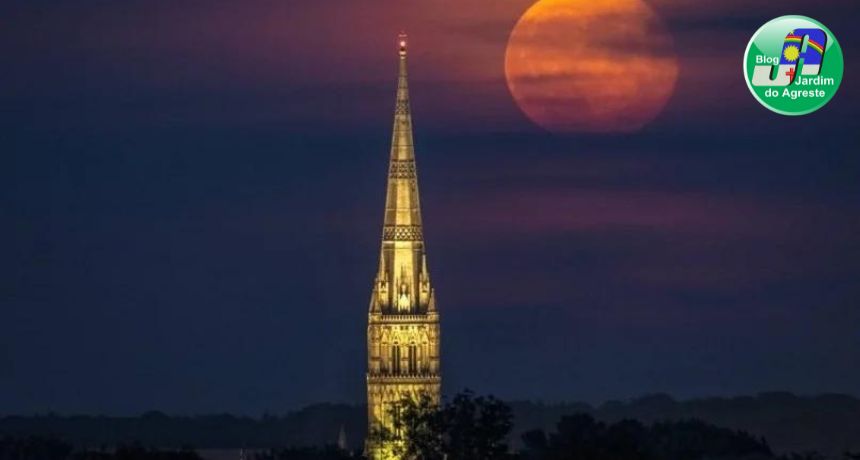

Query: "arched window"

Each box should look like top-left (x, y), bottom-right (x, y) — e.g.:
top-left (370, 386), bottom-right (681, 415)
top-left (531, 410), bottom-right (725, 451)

top-left (390, 401), bottom-right (402, 436)
top-left (408, 344), bottom-right (418, 374)
top-left (391, 345), bottom-right (401, 374)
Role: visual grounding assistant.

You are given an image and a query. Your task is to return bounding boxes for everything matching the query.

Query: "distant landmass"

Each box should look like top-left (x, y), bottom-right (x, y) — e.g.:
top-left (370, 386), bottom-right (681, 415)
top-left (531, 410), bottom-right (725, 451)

top-left (2, 393), bottom-right (858, 457)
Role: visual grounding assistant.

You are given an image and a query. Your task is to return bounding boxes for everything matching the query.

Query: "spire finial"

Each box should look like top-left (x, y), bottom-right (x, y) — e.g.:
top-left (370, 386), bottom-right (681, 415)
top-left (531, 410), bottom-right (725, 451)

top-left (398, 32), bottom-right (407, 58)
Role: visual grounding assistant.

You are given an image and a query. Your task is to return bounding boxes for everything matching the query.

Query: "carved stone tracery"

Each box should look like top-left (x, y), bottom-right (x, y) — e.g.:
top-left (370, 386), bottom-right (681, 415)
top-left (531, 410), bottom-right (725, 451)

top-left (382, 225), bottom-right (423, 241)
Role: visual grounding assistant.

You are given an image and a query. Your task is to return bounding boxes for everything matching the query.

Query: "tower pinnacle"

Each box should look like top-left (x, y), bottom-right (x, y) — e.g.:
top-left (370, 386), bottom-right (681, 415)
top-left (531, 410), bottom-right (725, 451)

top-left (398, 33), bottom-right (407, 58)
top-left (376, 31), bottom-right (427, 314)
top-left (366, 34), bottom-right (441, 460)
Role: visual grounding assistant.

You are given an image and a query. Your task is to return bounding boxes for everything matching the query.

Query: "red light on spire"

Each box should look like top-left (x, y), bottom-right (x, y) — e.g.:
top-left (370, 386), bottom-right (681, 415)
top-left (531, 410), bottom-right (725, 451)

top-left (398, 32), bottom-right (407, 57)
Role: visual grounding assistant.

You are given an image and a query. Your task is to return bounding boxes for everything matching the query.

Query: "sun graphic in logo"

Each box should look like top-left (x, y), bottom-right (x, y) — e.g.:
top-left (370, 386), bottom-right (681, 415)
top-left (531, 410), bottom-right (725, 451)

top-left (783, 45), bottom-right (800, 62)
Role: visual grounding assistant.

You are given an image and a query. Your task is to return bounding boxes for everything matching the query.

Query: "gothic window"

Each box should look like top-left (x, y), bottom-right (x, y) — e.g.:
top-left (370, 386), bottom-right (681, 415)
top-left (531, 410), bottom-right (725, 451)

top-left (390, 402), bottom-right (402, 437)
top-left (391, 345), bottom-right (401, 374)
top-left (408, 344), bottom-right (417, 374)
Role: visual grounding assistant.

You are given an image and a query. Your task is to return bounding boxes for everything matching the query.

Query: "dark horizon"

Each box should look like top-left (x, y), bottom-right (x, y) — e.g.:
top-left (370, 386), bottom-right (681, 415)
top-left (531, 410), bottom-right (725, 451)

top-left (3, 391), bottom-right (859, 458)
top-left (2, 0), bottom-right (859, 416)
top-left (3, 390), bottom-right (859, 418)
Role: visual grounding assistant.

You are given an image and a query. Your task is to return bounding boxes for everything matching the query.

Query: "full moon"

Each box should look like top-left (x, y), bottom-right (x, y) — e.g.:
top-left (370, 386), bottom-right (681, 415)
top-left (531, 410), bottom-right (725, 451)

top-left (505, 0), bottom-right (679, 133)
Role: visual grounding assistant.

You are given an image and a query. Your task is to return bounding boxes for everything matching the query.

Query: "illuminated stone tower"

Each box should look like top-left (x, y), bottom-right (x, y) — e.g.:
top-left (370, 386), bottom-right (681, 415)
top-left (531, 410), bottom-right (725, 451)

top-left (366, 34), bottom-right (441, 459)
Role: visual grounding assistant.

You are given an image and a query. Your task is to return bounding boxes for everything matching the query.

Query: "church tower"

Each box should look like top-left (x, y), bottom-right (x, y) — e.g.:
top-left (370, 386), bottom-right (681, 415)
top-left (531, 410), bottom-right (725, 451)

top-left (366, 34), bottom-right (441, 460)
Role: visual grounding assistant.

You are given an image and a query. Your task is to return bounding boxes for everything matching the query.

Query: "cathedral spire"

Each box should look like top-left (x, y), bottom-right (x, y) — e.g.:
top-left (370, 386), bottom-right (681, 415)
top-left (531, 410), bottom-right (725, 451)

top-left (391, 33), bottom-right (413, 162)
top-left (366, 34), bottom-right (441, 460)
top-left (373, 32), bottom-right (428, 314)
top-left (384, 33), bottom-right (422, 230)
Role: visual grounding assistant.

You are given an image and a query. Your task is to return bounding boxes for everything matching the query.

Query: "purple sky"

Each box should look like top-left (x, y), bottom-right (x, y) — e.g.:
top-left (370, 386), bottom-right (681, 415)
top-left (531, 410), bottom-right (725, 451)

top-left (1, 0), bottom-right (858, 414)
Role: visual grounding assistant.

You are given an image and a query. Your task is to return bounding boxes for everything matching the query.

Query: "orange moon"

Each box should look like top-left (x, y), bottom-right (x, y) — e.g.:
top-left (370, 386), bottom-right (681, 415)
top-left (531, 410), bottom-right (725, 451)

top-left (504, 0), bottom-right (679, 133)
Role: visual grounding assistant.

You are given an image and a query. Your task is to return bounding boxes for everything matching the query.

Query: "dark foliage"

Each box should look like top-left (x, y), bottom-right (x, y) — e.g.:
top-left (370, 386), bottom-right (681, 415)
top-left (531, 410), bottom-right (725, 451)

top-left (73, 445), bottom-right (201, 460)
top-left (0, 405), bottom-right (362, 449)
top-left (253, 445), bottom-right (355, 460)
top-left (508, 393), bottom-right (860, 456)
top-left (1, 393), bottom-right (858, 456)
top-left (375, 390), bottom-right (514, 460)
top-left (0, 437), bottom-right (201, 460)
top-left (383, 393), bottom-right (791, 460)
top-left (521, 414), bottom-right (773, 460)
top-left (0, 436), bottom-right (73, 460)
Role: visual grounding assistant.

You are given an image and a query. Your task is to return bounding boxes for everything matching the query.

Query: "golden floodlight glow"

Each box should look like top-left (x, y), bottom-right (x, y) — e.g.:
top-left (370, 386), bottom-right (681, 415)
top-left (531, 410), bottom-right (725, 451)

top-left (366, 33), bottom-right (441, 460)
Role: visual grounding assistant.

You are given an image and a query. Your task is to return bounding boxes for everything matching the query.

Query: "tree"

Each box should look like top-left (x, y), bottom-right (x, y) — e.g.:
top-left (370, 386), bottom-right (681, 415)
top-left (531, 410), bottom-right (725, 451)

top-left (519, 414), bottom-right (777, 460)
top-left (394, 393), bottom-right (446, 460)
top-left (444, 391), bottom-right (513, 460)
top-left (386, 390), bottom-right (514, 460)
top-left (253, 445), bottom-right (354, 460)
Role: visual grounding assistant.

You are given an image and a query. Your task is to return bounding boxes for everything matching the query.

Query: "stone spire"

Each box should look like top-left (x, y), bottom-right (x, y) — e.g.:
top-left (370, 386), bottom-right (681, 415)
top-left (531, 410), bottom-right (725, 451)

top-left (366, 34), bottom-right (442, 460)
top-left (337, 424), bottom-right (348, 452)
top-left (373, 33), bottom-right (432, 315)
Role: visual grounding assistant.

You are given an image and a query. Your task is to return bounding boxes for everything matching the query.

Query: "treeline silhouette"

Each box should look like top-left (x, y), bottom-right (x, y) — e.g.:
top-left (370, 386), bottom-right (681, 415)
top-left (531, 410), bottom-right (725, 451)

top-left (0, 436), bottom-right (201, 460)
top-left (0, 405), bottom-right (362, 449)
top-left (253, 446), bottom-right (353, 460)
top-left (372, 392), bottom-right (858, 460)
top-left (519, 416), bottom-right (774, 460)
top-left (4, 395), bottom-right (860, 460)
top-left (1, 393), bottom-right (858, 456)
top-left (371, 391), bottom-right (780, 460)
top-left (508, 392), bottom-right (860, 456)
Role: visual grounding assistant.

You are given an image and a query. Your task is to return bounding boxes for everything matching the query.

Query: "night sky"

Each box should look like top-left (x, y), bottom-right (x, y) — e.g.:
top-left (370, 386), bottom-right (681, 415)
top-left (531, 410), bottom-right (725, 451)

top-left (1, 0), bottom-right (859, 415)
